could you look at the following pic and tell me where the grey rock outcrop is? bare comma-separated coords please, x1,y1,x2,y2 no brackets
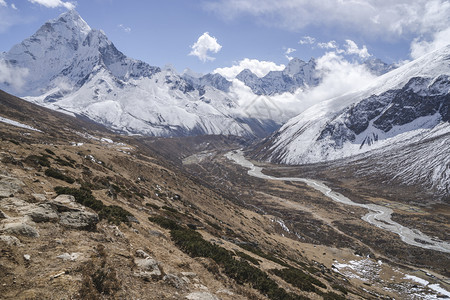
134,251,163,281
2,223,39,237
0,175,24,198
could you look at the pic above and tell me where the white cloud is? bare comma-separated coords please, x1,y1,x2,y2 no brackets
28,0,75,10
213,58,285,80
299,36,316,45
296,52,376,108
118,24,131,33
285,47,296,54
11,3,17,9
284,47,296,60
344,39,371,59
0,60,29,91
189,32,222,62
0,0,7,7
317,40,339,50
205,0,450,42
410,27,450,59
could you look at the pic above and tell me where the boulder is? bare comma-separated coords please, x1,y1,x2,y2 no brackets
1,223,39,237
0,197,31,212
27,204,58,223
163,274,187,290
59,211,99,230
134,257,163,281
51,195,78,211
57,252,81,261
136,249,151,259
0,176,24,198
51,194,99,230
0,210,8,219
0,235,22,246
32,194,47,202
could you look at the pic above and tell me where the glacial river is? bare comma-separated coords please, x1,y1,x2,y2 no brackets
226,150,450,254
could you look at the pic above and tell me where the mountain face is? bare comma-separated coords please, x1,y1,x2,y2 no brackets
182,72,232,93
236,58,320,95
1,10,159,97
363,58,397,76
0,10,281,138
253,44,450,196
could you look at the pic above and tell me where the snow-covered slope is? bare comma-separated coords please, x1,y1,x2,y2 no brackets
257,44,450,167
350,124,450,197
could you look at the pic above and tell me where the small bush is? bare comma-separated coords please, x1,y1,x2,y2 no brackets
205,220,222,231
45,168,75,184
332,284,348,295
162,205,177,213
145,203,160,210
44,148,56,156
54,186,133,225
322,291,346,300
24,154,50,167
240,244,289,267
55,157,75,168
271,267,326,293
148,216,182,230
235,251,261,265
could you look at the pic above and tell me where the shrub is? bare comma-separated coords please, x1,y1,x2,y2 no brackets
235,251,261,265
322,292,346,300
148,219,307,300
24,154,50,167
55,157,75,168
45,168,75,184
271,267,326,293
145,203,160,210
54,186,133,225
148,216,182,230
240,244,289,267
44,148,56,156
162,205,177,213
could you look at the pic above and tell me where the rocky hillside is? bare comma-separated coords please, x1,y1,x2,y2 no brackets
0,89,376,299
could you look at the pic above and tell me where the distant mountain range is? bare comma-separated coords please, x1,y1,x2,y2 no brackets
0,10,395,138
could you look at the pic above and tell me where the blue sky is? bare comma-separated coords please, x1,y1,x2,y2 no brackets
1,0,449,75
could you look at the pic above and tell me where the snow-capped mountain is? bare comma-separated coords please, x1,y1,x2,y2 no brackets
182,72,232,93
236,58,320,95
363,58,397,76
0,10,283,137
0,10,400,138
254,43,450,167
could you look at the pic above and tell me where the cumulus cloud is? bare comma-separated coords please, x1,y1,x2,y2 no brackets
299,36,316,45
189,32,222,62
0,0,6,7
410,27,450,59
118,24,131,33
295,52,377,110
205,0,450,42
344,39,371,59
284,47,296,60
28,0,75,10
213,58,285,80
0,60,29,91
11,3,17,9
317,40,339,50
285,47,296,54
